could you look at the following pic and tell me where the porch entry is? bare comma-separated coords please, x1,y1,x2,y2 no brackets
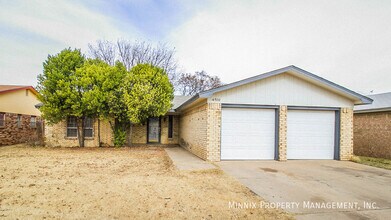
147,117,160,143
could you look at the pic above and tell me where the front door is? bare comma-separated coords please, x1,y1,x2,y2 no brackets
148,117,160,143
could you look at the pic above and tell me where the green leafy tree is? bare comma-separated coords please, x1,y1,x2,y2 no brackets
38,49,174,148
76,62,173,147
37,48,89,147
75,59,128,146
123,64,174,124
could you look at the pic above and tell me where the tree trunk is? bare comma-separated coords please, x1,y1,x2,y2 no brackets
81,117,85,147
98,118,101,147
77,117,82,147
77,117,85,147
128,123,132,147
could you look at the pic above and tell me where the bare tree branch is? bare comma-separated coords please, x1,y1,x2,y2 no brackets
88,40,116,66
176,71,223,96
88,39,179,85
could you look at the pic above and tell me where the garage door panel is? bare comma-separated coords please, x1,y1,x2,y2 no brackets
221,108,275,160
222,149,272,160
287,110,335,160
223,123,271,133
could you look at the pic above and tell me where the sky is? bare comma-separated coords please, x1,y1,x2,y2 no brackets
1,0,391,95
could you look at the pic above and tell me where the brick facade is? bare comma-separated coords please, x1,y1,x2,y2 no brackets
340,108,354,160
45,119,113,147
43,104,354,161
0,112,43,146
160,115,179,145
179,103,208,159
178,102,221,162
278,106,287,161
354,111,391,159
45,116,179,147
206,103,221,161
131,123,147,144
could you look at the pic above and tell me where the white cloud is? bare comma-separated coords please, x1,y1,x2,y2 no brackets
0,0,141,86
170,0,391,94
0,0,141,47
1,0,391,94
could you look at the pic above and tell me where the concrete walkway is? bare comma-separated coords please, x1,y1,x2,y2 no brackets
164,147,216,171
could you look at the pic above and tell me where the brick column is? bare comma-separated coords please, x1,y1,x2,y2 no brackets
278,105,287,161
340,108,353,160
207,102,221,162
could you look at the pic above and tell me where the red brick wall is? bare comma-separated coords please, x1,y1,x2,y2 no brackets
353,111,391,159
0,112,43,146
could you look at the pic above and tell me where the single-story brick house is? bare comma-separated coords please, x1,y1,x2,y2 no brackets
0,85,43,146
44,96,190,148
45,66,372,161
353,92,391,159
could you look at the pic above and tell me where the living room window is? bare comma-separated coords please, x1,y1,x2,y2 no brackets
67,116,78,137
66,117,94,138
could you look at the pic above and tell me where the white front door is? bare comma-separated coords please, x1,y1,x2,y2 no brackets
221,108,275,160
287,110,335,159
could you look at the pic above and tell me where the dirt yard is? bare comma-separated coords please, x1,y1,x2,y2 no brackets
0,145,291,219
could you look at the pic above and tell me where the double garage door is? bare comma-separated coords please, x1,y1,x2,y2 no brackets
221,108,336,160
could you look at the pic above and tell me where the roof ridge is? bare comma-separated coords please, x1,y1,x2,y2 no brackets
0,85,38,95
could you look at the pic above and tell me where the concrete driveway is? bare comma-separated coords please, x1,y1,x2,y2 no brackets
218,160,391,219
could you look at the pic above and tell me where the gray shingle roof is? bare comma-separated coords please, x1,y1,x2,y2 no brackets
35,96,193,112
354,92,391,113
172,95,192,110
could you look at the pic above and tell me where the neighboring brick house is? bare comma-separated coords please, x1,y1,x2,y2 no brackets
354,92,391,159
44,66,372,162
0,85,43,146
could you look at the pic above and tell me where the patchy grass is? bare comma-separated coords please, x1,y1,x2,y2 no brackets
351,155,391,170
0,145,292,219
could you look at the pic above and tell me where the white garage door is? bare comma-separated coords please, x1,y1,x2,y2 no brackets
221,108,275,160
287,110,335,159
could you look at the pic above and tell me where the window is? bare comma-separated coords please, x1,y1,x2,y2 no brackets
30,116,36,128
67,116,78,137
17,114,22,128
168,115,173,138
66,117,94,138
84,117,93,138
0,113,5,127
